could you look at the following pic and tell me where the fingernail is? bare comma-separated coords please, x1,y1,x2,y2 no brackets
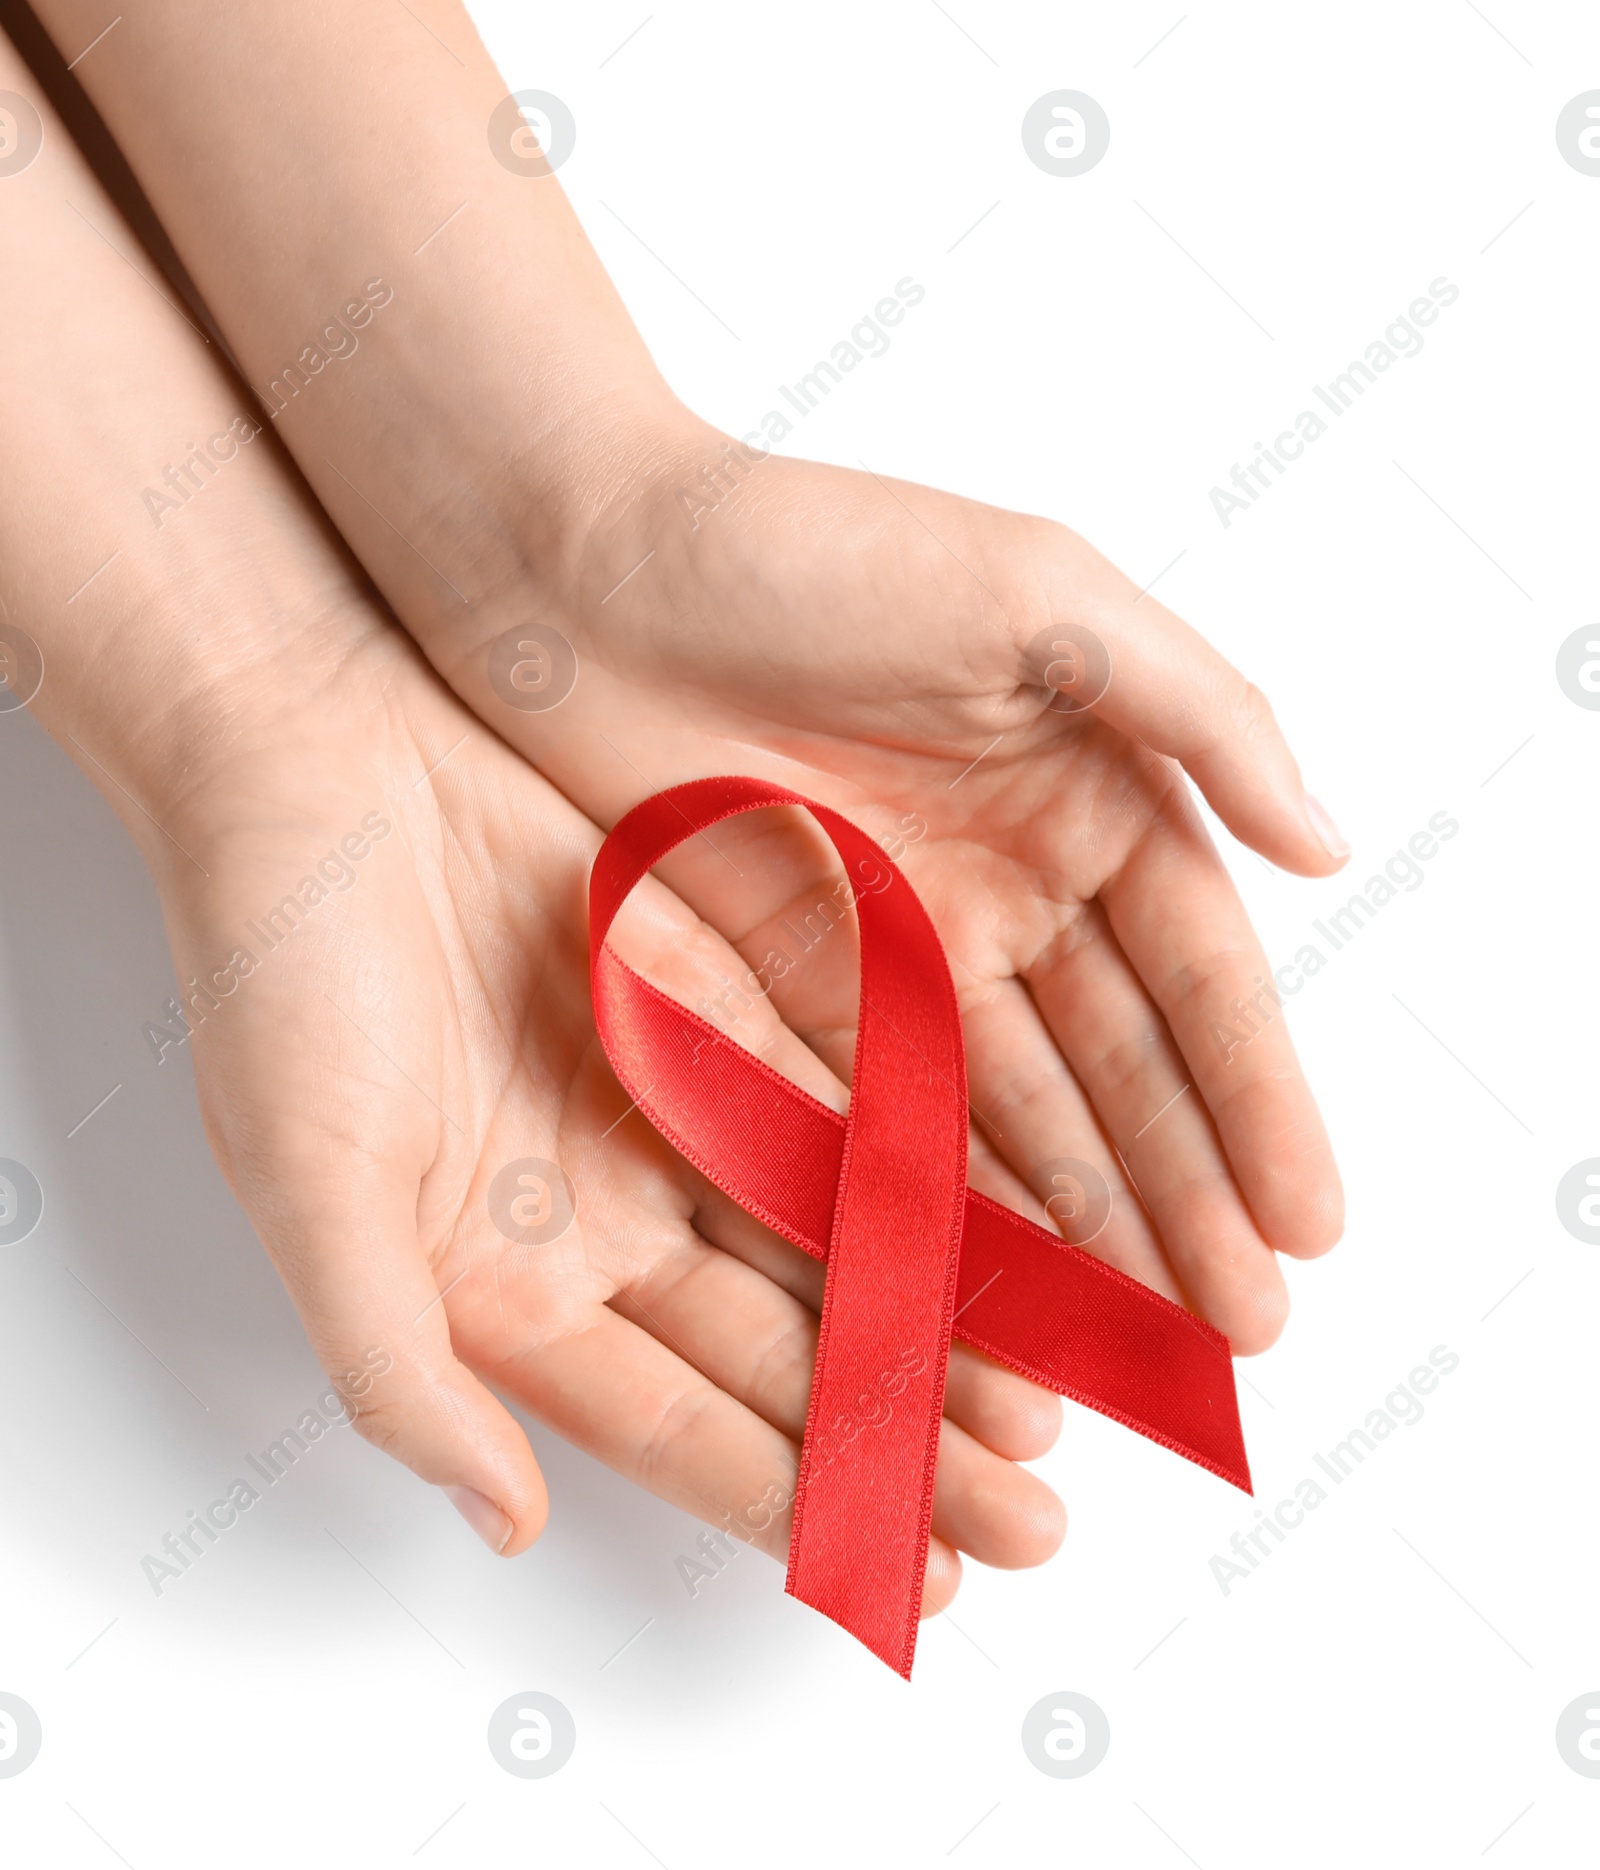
444,1483,513,1553
1303,794,1350,861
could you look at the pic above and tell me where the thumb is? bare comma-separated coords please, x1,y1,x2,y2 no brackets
1028,534,1351,877
234,1145,548,1556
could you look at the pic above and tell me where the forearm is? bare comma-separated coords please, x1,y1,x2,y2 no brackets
0,27,386,875
24,0,684,634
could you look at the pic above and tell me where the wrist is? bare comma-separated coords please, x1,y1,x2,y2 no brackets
399,387,719,659
26,578,391,876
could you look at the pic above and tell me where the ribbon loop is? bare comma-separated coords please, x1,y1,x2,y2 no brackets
590,778,1250,1678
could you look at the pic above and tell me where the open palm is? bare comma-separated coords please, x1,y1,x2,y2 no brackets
430,437,1346,1356
157,615,1065,1596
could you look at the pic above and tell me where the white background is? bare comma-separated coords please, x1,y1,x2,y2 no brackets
3,1,1599,1862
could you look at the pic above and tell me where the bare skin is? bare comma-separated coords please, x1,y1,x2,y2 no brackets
0,28,1076,1605
28,0,1348,1365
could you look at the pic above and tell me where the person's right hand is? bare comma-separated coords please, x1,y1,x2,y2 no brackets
151,608,1066,1602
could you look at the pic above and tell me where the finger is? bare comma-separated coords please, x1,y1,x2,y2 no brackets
607,1229,1066,1569
934,1419,1066,1570
486,1302,963,1614
956,972,1185,1305
689,1177,1065,1461
922,1540,962,1618
1021,902,1292,1353
1027,530,1350,877
215,1129,550,1556
942,1341,1062,1464
1098,800,1344,1262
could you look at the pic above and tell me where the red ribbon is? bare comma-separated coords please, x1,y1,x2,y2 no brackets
590,778,1251,1677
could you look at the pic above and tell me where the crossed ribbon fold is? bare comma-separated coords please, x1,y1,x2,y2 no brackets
590,777,1251,1678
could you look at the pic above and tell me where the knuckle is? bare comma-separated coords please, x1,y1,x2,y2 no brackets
347,1393,409,1458
1162,943,1259,1023
744,1313,815,1405
636,1384,717,1486
1231,678,1281,745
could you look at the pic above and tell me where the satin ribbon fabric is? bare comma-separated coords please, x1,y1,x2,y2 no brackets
590,777,1251,1677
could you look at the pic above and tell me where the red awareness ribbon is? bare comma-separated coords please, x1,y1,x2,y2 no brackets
590,777,1252,1678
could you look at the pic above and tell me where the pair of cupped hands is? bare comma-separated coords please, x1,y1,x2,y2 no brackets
8,0,1345,1619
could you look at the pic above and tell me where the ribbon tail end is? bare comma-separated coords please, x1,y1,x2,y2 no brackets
786,1572,921,1680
